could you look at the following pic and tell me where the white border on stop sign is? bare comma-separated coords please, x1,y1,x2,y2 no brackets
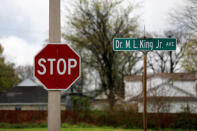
33,43,81,91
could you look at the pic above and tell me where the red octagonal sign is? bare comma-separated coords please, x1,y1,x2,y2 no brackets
34,44,80,90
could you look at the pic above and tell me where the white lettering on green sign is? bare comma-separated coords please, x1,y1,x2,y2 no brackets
113,38,176,51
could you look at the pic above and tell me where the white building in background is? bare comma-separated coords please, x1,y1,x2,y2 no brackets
124,73,197,113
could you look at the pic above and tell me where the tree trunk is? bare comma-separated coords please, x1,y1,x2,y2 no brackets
108,91,115,110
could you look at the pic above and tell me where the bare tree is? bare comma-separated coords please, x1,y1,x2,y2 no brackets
169,0,197,73
170,0,197,33
148,30,189,73
15,65,33,81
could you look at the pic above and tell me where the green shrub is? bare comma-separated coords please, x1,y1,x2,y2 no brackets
0,123,13,128
170,113,197,129
71,96,91,111
0,123,47,128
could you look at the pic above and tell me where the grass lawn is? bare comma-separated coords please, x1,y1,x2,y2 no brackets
0,128,196,131
0,128,138,131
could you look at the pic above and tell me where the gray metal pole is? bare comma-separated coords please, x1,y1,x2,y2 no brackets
48,0,61,131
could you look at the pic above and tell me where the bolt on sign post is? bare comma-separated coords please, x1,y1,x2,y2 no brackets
34,0,80,131
113,38,176,131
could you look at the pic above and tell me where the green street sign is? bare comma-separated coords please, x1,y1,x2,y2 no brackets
113,38,176,51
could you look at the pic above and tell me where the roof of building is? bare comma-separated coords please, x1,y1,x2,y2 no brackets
0,85,48,103
124,73,197,82
131,96,197,102
17,78,39,86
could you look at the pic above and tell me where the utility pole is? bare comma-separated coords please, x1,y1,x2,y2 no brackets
48,0,61,131
143,25,148,131
143,27,147,131
143,51,147,131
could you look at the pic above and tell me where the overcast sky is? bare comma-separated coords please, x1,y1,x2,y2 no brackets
0,0,185,66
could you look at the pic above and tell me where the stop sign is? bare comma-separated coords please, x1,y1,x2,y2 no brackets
34,44,80,90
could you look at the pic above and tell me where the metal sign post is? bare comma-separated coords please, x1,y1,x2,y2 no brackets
34,1,81,131
48,0,61,131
